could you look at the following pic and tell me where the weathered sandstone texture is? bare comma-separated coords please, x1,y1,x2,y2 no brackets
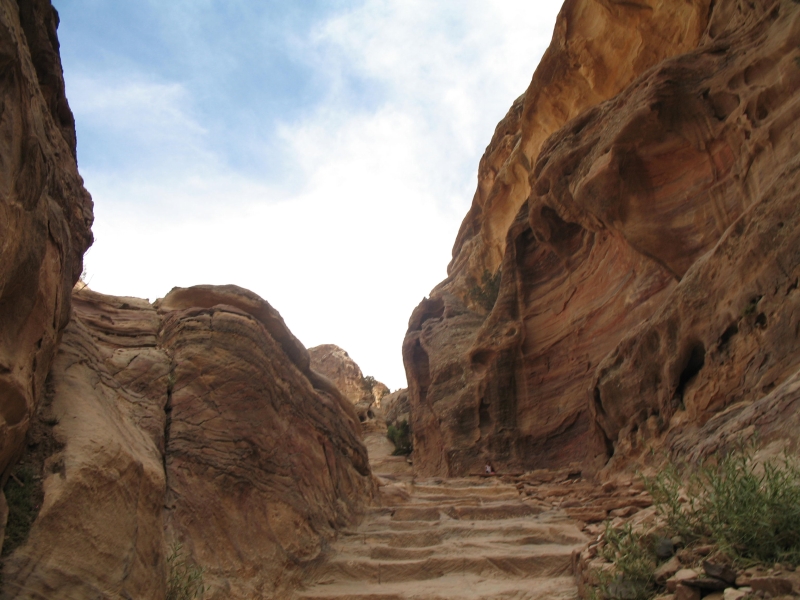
0,0,93,489
405,0,800,476
3,286,374,599
309,344,389,408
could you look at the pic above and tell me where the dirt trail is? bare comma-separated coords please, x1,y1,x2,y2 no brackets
295,432,588,600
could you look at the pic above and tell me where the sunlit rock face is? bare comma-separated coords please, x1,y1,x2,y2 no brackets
3,286,375,599
404,0,800,476
310,344,385,405
0,0,93,483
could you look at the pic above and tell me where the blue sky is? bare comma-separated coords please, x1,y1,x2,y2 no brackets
52,0,563,389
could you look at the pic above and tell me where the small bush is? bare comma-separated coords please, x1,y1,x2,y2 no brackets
2,466,39,557
645,446,800,564
362,375,376,393
387,420,412,456
596,523,657,600
589,446,800,599
468,269,501,312
166,542,205,600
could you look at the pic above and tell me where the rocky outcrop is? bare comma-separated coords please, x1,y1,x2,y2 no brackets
0,0,93,490
309,344,388,408
2,286,374,599
382,388,410,429
404,0,800,476
309,345,373,406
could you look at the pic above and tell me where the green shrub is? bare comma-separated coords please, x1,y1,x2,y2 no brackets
645,446,800,564
2,466,39,557
595,523,657,600
468,269,501,312
387,420,412,456
589,445,800,599
166,542,205,600
362,375,376,394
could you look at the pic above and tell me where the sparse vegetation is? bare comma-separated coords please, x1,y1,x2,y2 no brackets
589,445,800,599
166,542,205,600
2,466,39,557
468,269,501,312
593,524,657,600
646,445,800,565
386,420,412,456
362,375,376,394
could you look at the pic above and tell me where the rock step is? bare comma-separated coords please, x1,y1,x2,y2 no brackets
336,523,588,550
410,485,520,500
296,574,578,599
381,503,542,522
337,537,585,560
308,546,575,584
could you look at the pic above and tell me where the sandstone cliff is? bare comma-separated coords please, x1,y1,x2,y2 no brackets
2,286,374,599
309,345,389,407
405,0,800,477
0,0,93,502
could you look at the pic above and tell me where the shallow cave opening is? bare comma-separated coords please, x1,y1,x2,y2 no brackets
675,342,706,403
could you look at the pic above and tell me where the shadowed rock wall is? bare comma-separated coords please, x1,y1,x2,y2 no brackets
0,0,92,489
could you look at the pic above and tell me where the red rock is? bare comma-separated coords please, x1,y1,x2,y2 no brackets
674,584,701,600
404,0,800,479
0,0,93,485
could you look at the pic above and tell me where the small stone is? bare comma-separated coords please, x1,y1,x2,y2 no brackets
724,588,749,600
610,506,640,518
682,578,728,591
655,537,675,559
674,583,701,600
704,592,724,600
667,569,699,592
704,561,738,585
748,576,794,596
694,544,715,556
655,556,683,583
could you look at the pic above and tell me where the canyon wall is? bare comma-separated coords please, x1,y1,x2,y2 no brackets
0,0,93,497
2,286,375,599
405,0,800,476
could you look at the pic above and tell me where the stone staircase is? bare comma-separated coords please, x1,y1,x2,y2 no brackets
294,434,588,600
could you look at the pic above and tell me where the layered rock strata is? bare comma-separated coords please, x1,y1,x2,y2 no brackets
3,286,374,599
0,0,93,489
405,0,800,476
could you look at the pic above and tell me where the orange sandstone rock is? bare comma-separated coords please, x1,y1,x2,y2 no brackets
0,0,92,484
405,0,800,476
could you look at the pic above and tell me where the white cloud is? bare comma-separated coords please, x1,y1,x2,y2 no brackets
80,1,564,389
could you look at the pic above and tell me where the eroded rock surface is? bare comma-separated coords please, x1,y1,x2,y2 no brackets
2,286,374,599
309,344,388,406
405,0,800,476
159,286,374,598
0,0,93,485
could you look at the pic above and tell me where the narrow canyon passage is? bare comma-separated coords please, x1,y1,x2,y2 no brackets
294,428,589,600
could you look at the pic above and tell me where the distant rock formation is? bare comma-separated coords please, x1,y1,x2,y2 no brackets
404,0,800,476
309,343,389,413
0,0,93,489
2,286,375,599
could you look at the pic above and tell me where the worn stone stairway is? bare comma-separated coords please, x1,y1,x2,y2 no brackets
294,432,588,600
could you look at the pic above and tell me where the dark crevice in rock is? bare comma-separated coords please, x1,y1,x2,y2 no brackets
675,342,706,404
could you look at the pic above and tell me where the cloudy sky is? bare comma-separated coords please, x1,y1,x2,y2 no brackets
52,1,563,389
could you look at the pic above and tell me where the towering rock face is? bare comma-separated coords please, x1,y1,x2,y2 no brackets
0,0,93,483
405,0,800,476
3,286,374,599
